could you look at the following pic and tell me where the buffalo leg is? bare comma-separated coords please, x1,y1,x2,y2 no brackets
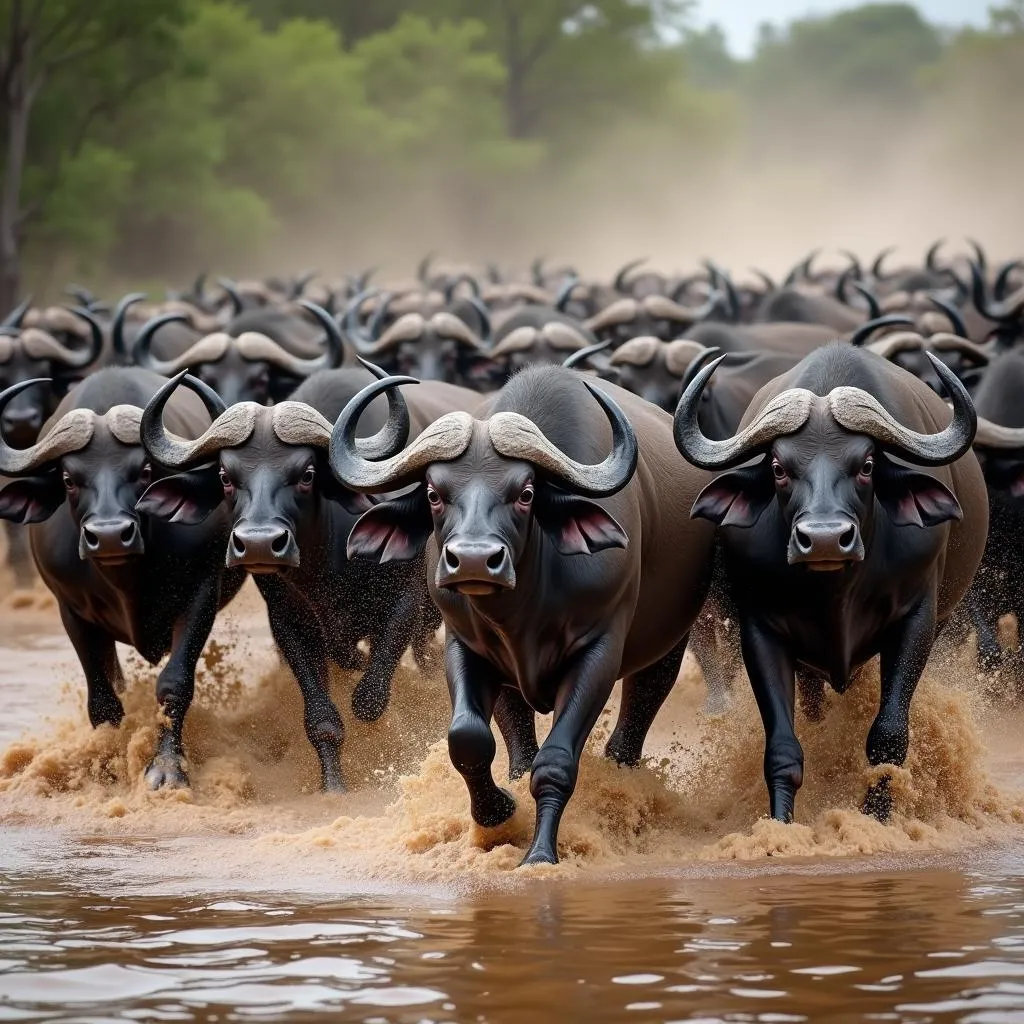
493,686,538,780
351,587,422,723
966,586,1003,673
863,592,936,821
740,617,801,822
446,635,516,828
257,577,345,792
605,637,687,767
60,603,124,728
522,638,622,866
4,522,34,588
145,578,222,790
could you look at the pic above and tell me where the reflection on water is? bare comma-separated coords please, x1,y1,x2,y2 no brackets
4,850,1024,1022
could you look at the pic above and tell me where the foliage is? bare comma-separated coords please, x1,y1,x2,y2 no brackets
2,0,1019,292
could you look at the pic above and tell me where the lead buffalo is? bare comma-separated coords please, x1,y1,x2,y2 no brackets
673,344,986,821
0,369,245,787
329,366,715,865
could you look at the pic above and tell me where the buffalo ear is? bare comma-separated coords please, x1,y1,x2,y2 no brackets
317,466,376,516
876,462,963,527
0,475,65,524
347,486,432,562
535,490,629,555
137,467,223,525
691,465,774,527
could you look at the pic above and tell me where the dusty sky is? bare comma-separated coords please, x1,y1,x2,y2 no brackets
692,0,991,55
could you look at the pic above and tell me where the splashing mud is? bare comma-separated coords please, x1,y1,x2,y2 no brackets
1,583,1022,890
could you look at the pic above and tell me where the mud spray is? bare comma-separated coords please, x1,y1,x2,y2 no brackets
2,584,1023,890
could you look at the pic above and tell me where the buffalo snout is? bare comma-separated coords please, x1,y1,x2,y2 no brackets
80,516,144,562
227,523,300,571
437,538,516,595
1,406,43,446
787,517,864,570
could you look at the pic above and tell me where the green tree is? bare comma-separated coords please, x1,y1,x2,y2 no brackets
0,0,187,310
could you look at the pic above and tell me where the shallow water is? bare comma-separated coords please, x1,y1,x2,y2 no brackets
4,590,1024,1020
6,848,1024,1022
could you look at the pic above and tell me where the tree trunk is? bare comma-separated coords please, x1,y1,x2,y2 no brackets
0,24,32,315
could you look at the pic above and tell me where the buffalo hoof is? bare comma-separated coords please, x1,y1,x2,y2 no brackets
144,756,189,791
520,843,558,867
862,778,892,822
603,733,641,768
769,787,796,823
351,679,389,723
320,769,346,794
88,695,124,730
471,787,516,829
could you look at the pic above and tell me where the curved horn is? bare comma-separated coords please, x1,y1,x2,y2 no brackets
865,331,926,360
0,378,94,476
367,291,394,341
926,334,991,366
614,257,648,294
705,261,740,321
352,356,412,461
839,249,862,279
356,267,377,291
970,261,1024,325
329,375,474,493
925,239,945,272
749,268,776,293
444,273,480,302
111,292,147,362
973,416,1024,451
928,295,967,338
674,356,815,471
852,282,882,320
678,346,721,394
848,314,916,348
871,246,896,281
217,278,244,317
466,295,492,343
290,268,318,299
584,298,639,334
193,271,207,300
994,260,1022,301
132,313,193,374
554,274,580,313
49,308,104,369
968,238,987,273
563,338,613,369
341,287,379,348
489,382,637,498
2,296,32,329
296,299,345,371
140,370,258,469
65,285,96,307
417,252,435,285
829,353,976,467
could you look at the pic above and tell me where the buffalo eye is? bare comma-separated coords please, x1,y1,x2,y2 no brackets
771,458,788,483
219,467,235,494
297,463,316,493
426,484,443,510
516,484,535,509
62,469,77,493
859,456,874,480
138,461,152,488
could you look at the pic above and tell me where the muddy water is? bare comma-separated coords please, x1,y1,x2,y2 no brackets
4,586,1024,1021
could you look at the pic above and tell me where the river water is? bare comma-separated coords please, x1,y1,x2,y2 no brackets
3,583,1024,1022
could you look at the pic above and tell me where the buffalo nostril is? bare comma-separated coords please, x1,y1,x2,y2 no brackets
839,525,857,551
120,523,136,545
271,531,290,556
444,546,460,570
794,526,812,554
486,549,505,571
83,527,98,550
230,533,246,556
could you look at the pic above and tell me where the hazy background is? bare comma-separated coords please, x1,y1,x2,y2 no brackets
6,0,1021,296
695,0,989,54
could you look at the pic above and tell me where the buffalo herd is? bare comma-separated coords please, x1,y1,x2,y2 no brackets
1,243,1022,864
